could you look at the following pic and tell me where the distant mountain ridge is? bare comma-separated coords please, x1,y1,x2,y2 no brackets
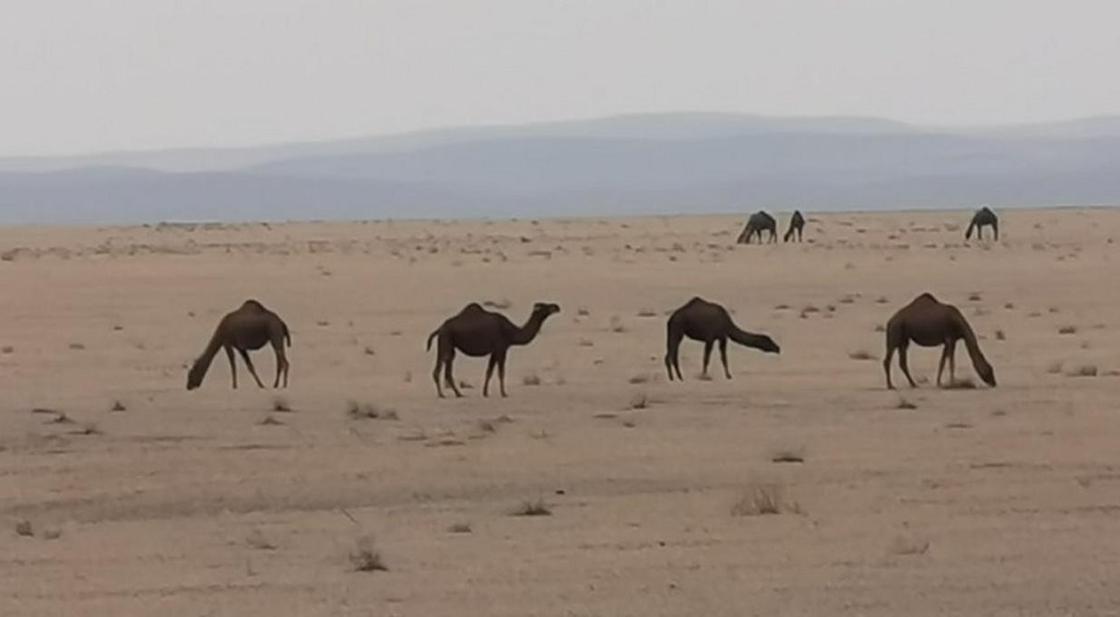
1,112,1118,225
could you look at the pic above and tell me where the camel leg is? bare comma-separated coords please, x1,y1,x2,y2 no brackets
947,339,957,385
666,325,684,381
238,348,266,388
718,337,731,379
702,340,714,378
271,339,289,388
483,355,497,398
898,345,918,388
497,351,509,398
225,345,238,389
883,346,895,390
432,355,445,398
993,222,999,241
444,351,463,398
936,345,949,387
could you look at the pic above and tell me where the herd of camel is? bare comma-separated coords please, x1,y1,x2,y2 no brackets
185,207,1002,397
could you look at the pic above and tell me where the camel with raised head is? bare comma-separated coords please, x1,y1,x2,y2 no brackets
784,210,805,242
187,300,291,390
965,207,999,241
426,302,560,398
736,211,777,244
883,293,996,389
665,297,780,381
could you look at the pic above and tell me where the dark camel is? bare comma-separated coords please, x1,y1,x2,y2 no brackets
187,300,291,390
665,297,780,381
965,206,999,241
426,302,560,398
736,211,777,244
783,210,805,242
883,293,996,390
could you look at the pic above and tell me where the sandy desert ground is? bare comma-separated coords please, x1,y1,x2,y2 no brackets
2,208,1120,616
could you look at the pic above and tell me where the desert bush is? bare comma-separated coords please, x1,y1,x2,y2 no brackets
848,350,877,361
731,483,799,516
512,498,552,517
522,373,542,386
1058,325,1077,335
349,535,388,572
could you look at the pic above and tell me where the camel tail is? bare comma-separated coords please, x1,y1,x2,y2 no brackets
426,330,438,352
283,322,291,347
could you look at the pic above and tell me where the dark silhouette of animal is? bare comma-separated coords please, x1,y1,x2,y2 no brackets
426,302,560,398
783,210,805,242
965,206,999,241
665,297,780,381
883,293,996,389
187,300,291,390
736,211,777,244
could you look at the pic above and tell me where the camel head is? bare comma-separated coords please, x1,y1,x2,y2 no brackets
755,334,781,354
976,358,997,387
532,302,561,319
186,359,206,390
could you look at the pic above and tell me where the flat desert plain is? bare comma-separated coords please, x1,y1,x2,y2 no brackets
2,208,1120,616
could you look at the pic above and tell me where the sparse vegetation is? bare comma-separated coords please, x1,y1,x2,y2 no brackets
258,415,284,426
1047,361,1064,374
995,329,1006,341
512,498,552,517
1058,325,1077,335
771,449,805,464
246,528,277,550
629,392,649,409
577,307,591,317
448,522,473,534
110,400,127,412
15,520,33,537
1068,365,1099,378
346,400,397,420
628,373,650,384
968,292,982,301
848,350,877,361
609,316,626,333
349,535,388,572
896,398,917,410
731,483,799,516
272,397,292,412
521,373,542,386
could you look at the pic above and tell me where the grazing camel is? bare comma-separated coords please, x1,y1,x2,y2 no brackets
883,293,996,389
783,210,805,242
187,300,291,390
665,297,780,381
426,302,560,398
965,206,999,241
736,211,777,244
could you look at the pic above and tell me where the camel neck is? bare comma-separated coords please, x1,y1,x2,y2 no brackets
511,313,548,345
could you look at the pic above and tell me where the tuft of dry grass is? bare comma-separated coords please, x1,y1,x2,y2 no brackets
346,400,398,421
609,316,626,333
349,535,388,572
848,350,877,361
995,329,1006,341
770,449,805,464
110,400,127,412
15,520,33,537
521,373,542,386
888,535,931,556
629,393,649,410
628,373,650,384
272,397,292,412
258,415,284,426
363,346,376,356
636,308,658,318
1067,365,1099,378
577,306,591,317
968,292,982,301
731,483,800,516
1047,361,1064,374
448,522,473,534
896,398,918,410
1058,325,1077,335
512,498,552,517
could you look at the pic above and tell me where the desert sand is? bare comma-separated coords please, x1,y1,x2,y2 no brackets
2,208,1120,616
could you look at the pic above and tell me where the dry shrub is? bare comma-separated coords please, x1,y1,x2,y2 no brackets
876,296,889,304
636,308,658,318
629,393,649,410
1,346,13,354
272,397,292,412
1058,325,1077,335
1046,361,1064,375
609,316,626,333
771,449,805,464
363,346,376,356
246,529,277,550
258,415,284,426
874,324,886,332
512,498,552,517
110,400,127,412
848,350,877,361
896,398,918,410
15,520,33,537
995,330,1006,341
628,373,650,384
731,483,800,516
522,373,542,386
349,535,388,572
448,522,472,534
968,292,982,301
577,307,591,317
888,535,931,556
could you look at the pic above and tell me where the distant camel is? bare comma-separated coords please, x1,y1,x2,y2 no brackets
665,297,780,381
965,206,999,241
883,293,996,389
426,302,560,398
783,210,805,242
187,300,291,390
736,211,777,244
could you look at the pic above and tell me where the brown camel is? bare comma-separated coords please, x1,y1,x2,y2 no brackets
426,302,560,398
783,210,805,242
736,211,777,244
883,293,996,389
186,300,291,390
965,206,999,241
665,297,780,381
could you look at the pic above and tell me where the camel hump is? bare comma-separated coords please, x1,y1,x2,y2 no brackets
461,302,486,314
913,292,939,304
241,299,267,311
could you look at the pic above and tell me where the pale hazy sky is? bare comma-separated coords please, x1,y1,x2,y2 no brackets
4,0,1119,156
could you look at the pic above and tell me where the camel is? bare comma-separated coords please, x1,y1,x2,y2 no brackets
736,211,777,244
187,300,291,390
883,293,996,390
783,210,805,242
965,206,999,241
665,297,780,381
426,302,560,398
